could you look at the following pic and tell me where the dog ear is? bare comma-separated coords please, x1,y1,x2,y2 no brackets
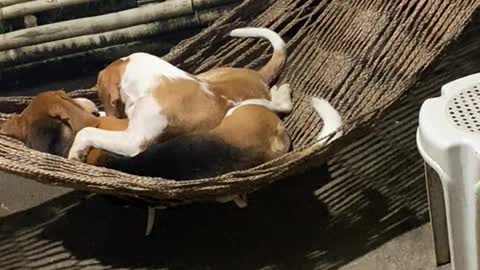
25,118,66,156
48,99,100,134
0,114,26,141
97,69,124,118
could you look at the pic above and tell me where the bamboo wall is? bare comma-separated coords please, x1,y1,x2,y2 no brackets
0,0,240,90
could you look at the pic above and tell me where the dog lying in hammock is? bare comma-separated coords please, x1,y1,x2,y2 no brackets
0,87,342,180
68,27,291,162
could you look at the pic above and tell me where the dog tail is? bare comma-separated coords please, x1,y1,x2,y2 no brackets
311,97,343,146
230,27,287,85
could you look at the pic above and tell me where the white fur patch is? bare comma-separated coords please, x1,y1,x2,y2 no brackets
126,97,167,151
68,97,167,160
230,27,286,53
311,97,343,145
120,52,213,109
120,53,194,105
225,84,292,117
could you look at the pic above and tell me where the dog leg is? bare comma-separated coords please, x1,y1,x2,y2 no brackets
68,97,167,161
68,128,142,161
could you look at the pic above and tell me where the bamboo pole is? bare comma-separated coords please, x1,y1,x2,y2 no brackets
0,5,232,66
137,0,167,5
0,0,237,51
1,0,100,20
0,0,31,7
1,38,177,77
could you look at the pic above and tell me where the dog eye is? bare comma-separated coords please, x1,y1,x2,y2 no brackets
92,111,100,117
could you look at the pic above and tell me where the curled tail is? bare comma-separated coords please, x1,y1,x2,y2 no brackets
311,97,343,146
230,27,287,85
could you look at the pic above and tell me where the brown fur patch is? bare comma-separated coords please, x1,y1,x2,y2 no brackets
258,49,287,85
150,68,271,143
151,78,227,141
197,67,270,101
210,105,290,163
269,122,291,159
97,58,129,118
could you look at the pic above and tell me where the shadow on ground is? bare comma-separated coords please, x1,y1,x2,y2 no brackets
0,159,426,270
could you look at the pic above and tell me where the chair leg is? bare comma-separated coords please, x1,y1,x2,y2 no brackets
425,163,451,267
437,159,479,270
145,207,156,236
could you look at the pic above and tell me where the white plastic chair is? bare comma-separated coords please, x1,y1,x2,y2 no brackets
417,73,480,270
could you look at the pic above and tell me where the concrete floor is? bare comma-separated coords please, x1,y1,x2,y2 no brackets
340,224,436,270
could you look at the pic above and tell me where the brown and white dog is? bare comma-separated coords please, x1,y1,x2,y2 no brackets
0,87,343,180
67,27,291,161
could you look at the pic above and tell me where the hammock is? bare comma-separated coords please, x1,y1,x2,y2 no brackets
0,0,478,206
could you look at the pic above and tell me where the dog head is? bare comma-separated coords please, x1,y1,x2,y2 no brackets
97,59,128,118
0,90,100,157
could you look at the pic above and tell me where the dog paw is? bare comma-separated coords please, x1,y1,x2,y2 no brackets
269,85,278,95
271,83,293,113
67,150,81,161
271,84,291,100
68,145,89,161
67,135,90,162
277,83,292,97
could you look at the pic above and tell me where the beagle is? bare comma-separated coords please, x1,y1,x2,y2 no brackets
68,27,291,162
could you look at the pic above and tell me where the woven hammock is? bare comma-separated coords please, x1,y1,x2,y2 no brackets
0,0,478,206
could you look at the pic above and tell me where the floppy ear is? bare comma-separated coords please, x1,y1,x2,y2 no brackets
97,70,123,117
25,118,70,156
0,114,26,141
104,80,121,108
48,101,100,134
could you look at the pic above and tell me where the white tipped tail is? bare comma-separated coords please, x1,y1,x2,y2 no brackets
230,27,287,84
230,27,285,52
311,97,343,145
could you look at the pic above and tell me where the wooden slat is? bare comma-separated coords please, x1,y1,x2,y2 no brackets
1,0,99,20
0,0,237,51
